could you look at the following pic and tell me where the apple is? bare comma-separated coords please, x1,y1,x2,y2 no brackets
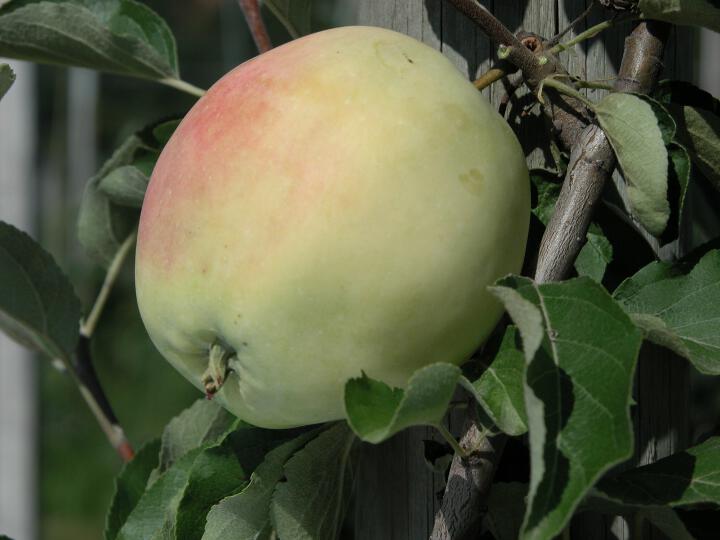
135,26,530,429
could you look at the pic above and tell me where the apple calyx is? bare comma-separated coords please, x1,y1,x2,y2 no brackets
201,342,235,399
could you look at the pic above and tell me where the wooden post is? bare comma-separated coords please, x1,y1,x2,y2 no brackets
354,1,693,538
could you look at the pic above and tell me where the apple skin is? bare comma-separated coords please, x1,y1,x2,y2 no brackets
135,26,530,429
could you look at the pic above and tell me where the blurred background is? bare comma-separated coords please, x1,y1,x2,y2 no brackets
0,2,718,540
0,1,353,539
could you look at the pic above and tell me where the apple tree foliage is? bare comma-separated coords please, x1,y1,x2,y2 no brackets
1,1,720,539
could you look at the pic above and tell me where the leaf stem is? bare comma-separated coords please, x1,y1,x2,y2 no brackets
68,337,135,462
541,77,596,110
474,67,506,90
436,424,468,459
81,230,136,338
549,18,616,55
159,77,206,98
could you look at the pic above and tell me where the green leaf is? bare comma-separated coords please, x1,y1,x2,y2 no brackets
98,165,149,208
270,423,358,540
117,422,297,540
117,447,203,540
78,118,176,267
201,430,318,540
0,63,14,100
174,438,248,540
492,276,642,540
78,136,143,267
530,169,562,226
489,278,544,363
639,0,720,33
636,93,677,145
156,399,238,476
581,493,694,540
675,106,720,192
614,250,720,374
473,327,528,436
0,221,81,361
344,363,462,444
654,80,720,115
597,437,720,507
531,170,613,281
106,439,161,540
263,0,312,39
575,224,613,282
484,482,527,540
0,0,179,81
596,92,670,236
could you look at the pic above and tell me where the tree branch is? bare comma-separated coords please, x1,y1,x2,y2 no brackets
430,406,505,540
431,15,671,539
535,20,670,282
444,0,541,78
237,0,273,54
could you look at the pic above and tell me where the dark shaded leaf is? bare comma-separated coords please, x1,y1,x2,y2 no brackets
597,437,720,507
0,221,81,361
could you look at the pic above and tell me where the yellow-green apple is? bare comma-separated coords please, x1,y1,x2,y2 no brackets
135,26,529,428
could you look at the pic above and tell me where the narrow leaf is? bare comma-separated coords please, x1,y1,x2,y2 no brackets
614,250,720,374
494,276,642,540
0,0,179,80
270,423,358,540
596,92,670,236
0,221,81,361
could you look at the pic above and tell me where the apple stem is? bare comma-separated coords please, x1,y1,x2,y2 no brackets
202,342,236,397
436,424,469,459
